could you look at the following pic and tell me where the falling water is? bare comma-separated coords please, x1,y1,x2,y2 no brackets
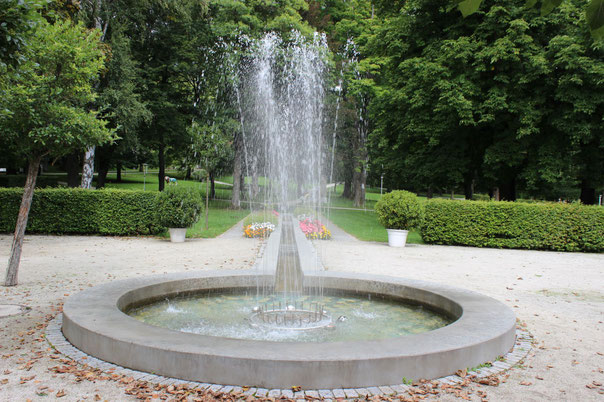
234,32,329,303
126,33,456,341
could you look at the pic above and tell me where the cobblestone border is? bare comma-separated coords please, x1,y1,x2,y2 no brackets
46,314,533,399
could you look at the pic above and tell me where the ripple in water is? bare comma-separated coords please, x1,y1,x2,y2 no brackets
127,292,453,343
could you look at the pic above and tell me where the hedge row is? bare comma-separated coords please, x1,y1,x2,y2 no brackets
421,199,604,252
0,188,162,235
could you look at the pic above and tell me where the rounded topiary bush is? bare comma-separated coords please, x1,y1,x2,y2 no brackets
156,186,203,228
375,190,424,230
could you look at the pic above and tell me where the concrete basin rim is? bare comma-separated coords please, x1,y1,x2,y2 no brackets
62,270,516,361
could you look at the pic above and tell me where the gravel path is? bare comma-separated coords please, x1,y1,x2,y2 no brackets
1,233,603,401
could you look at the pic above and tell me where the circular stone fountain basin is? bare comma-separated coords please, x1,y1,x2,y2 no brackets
62,271,516,389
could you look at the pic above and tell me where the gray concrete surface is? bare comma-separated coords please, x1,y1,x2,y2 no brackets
62,271,515,389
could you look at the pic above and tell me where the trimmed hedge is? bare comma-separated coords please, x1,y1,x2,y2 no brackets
0,188,162,235
421,199,604,252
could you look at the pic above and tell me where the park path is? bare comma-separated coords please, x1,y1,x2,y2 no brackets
0,233,602,401
319,215,358,242
218,216,247,239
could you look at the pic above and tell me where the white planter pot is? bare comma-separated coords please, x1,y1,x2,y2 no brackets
386,229,408,247
169,228,187,243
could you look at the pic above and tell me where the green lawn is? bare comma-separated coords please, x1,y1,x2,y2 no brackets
100,172,234,199
325,208,423,244
243,210,279,226
15,172,432,242
159,200,249,239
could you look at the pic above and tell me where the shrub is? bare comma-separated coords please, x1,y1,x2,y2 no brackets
421,199,604,252
375,190,424,230
0,188,161,235
155,186,203,228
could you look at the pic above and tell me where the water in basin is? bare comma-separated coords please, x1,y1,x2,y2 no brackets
127,291,453,342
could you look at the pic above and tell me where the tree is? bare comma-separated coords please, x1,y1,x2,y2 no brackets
0,19,115,286
78,1,151,189
301,0,379,206
188,121,233,228
366,0,602,202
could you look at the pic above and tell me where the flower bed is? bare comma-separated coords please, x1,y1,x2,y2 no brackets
299,218,331,240
244,222,275,238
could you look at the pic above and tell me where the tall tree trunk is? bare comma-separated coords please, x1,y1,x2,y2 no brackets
353,164,366,208
81,146,95,188
79,0,105,190
490,187,500,201
251,173,259,200
96,155,110,189
580,180,596,205
116,162,122,182
185,166,192,180
158,135,165,192
231,134,242,208
464,175,474,200
499,176,516,201
427,186,433,199
209,170,216,199
65,153,80,187
342,177,352,199
5,155,42,286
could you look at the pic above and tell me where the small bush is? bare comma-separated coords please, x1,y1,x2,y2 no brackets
0,188,161,235
155,186,203,228
421,199,604,252
375,190,424,230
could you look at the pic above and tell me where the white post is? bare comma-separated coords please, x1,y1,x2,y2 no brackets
143,163,148,191
380,164,384,196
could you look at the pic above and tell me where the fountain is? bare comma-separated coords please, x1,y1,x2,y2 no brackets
61,32,516,390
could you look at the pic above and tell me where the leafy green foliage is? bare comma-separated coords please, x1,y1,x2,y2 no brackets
155,186,204,228
586,0,604,39
453,0,604,39
0,18,115,159
368,0,603,202
188,120,233,174
0,0,46,68
421,199,604,252
0,188,161,235
375,190,424,230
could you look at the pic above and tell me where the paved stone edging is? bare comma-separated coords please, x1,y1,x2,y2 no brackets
45,314,533,399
